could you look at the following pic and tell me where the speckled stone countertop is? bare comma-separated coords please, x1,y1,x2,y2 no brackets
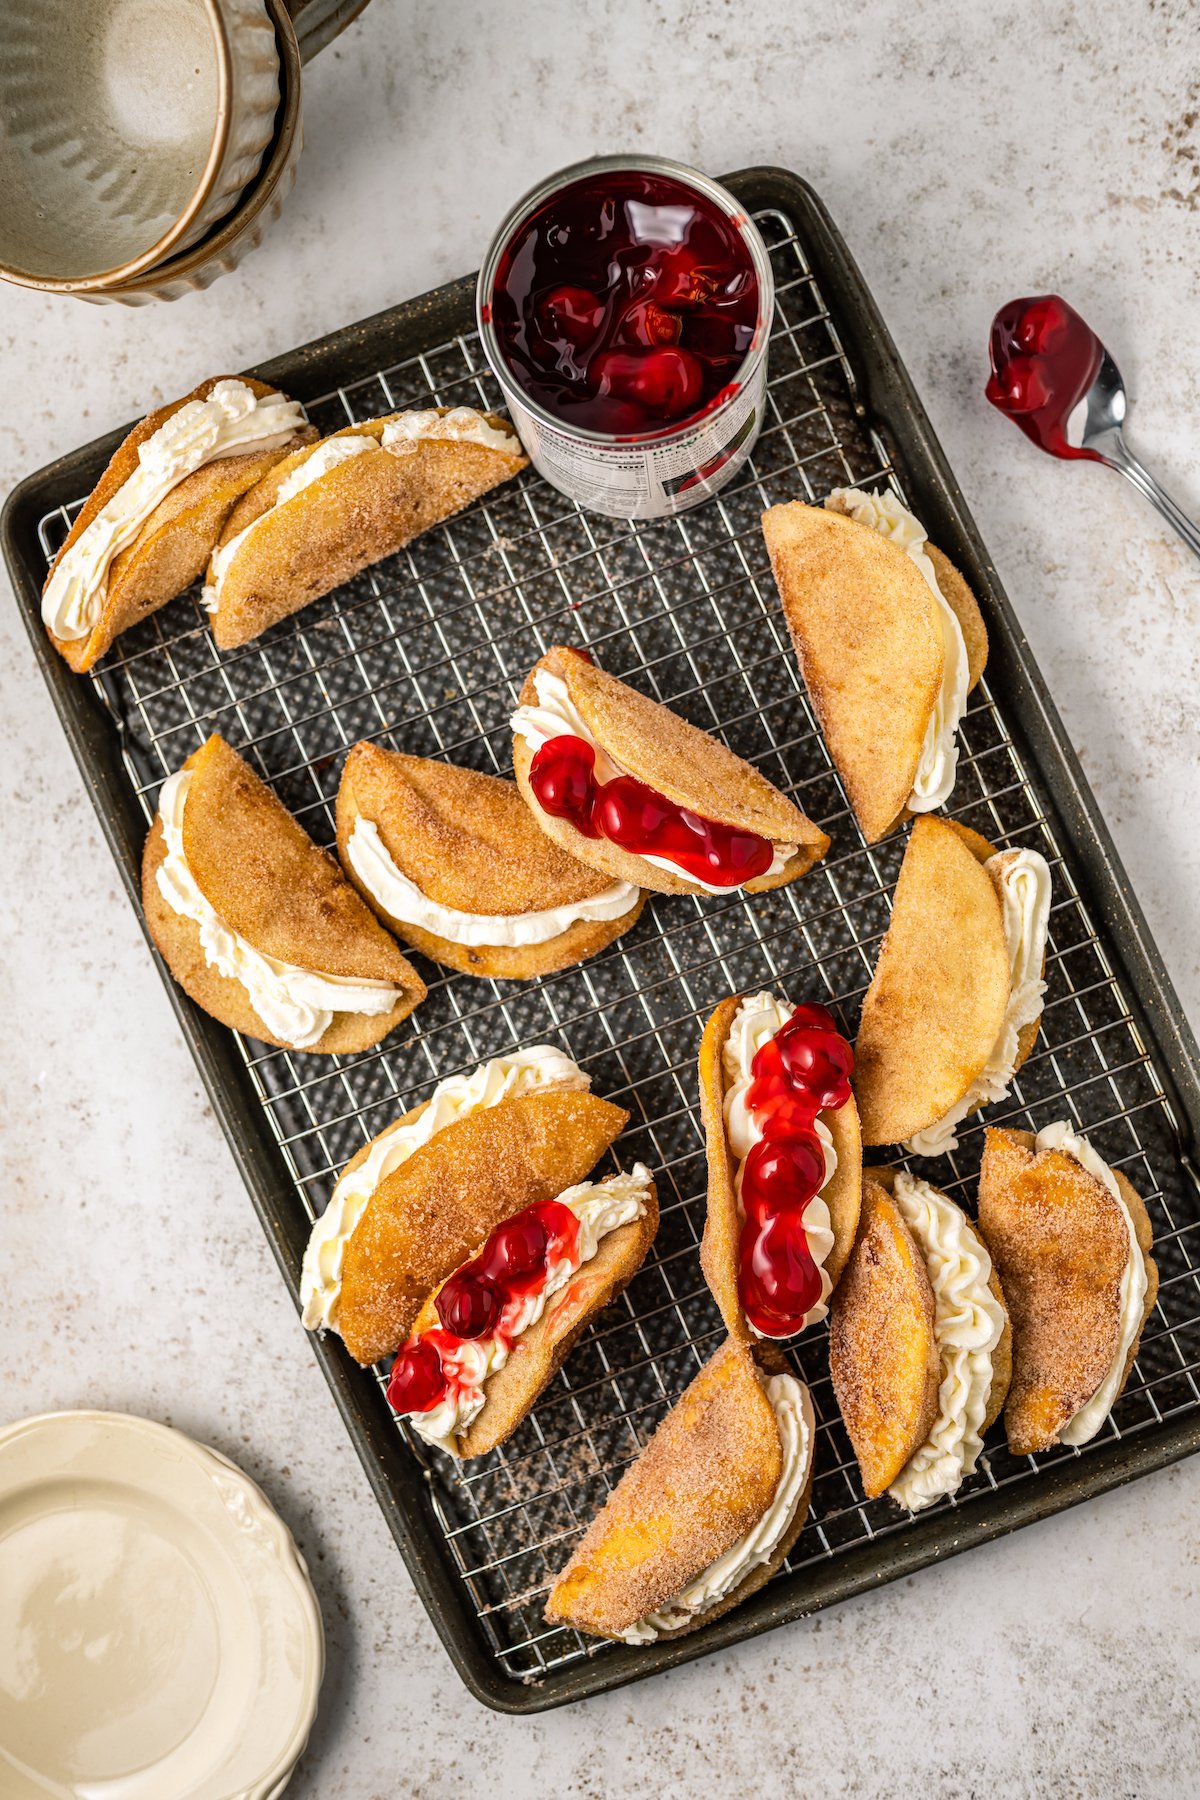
2,3,1198,1794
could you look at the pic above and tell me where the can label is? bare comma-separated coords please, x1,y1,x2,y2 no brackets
503,355,767,520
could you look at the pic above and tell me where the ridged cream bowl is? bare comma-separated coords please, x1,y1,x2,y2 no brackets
86,0,302,304
0,0,280,290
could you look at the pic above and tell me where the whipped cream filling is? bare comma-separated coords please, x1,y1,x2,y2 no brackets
620,1373,814,1643
401,1166,653,1453
907,847,1052,1157
202,407,516,611
826,485,970,812
1036,1122,1149,1446
344,814,639,948
888,1173,1006,1510
154,767,404,1053
202,431,380,611
300,1045,587,1330
380,406,518,457
44,380,306,640
721,991,838,1333
511,670,797,894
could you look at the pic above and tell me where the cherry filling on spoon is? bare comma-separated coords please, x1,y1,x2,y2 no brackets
490,169,759,435
387,1198,581,1416
736,1003,854,1337
528,734,776,889
985,294,1104,460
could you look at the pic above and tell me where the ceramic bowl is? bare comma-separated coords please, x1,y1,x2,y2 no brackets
83,0,303,305
0,0,280,291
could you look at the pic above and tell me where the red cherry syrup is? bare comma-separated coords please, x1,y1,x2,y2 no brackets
528,734,775,888
985,294,1104,461
386,1198,581,1416
490,170,759,435
737,1002,854,1337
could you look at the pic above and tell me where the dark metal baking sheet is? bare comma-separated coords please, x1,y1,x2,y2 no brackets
5,167,1200,1713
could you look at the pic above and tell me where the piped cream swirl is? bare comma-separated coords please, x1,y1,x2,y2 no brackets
344,815,638,948
380,407,519,457
888,1173,1006,1511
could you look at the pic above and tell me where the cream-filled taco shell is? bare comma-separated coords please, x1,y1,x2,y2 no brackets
141,733,425,1053
761,489,987,843
833,1166,1012,1510
855,818,1049,1149
698,992,862,1342
337,1088,630,1366
511,645,829,898
336,740,644,979
203,407,527,649
545,1340,815,1642
42,376,312,672
979,1125,1157,1455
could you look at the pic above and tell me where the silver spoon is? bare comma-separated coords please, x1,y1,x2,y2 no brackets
987,295,1200,562
1074,346,1200,559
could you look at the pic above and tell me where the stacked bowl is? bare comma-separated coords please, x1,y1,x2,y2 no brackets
0,0,368,303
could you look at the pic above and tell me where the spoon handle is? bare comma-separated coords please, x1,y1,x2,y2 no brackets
1101,433,1200,563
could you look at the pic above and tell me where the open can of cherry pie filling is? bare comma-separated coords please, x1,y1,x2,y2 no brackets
477,155,774,519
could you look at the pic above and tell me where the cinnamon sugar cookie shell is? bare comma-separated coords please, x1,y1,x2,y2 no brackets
545,1340,814,1640
338,1089,629,1366
855,817,1044,1147
979,1126,1158,1455
206,410,527,650
829,1178,941,1498
46,375,314,673
336,740,644,979
512,645,829,898
141,733,424,1053
761,501,987,844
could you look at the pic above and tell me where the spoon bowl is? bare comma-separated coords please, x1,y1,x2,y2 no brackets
987,293,1200,562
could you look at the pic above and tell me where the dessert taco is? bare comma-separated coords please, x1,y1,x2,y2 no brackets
336,741,644,979
762,485,987,843
142,733,424,1054
511,645,828,898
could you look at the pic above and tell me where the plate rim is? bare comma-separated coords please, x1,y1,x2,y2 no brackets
0,1407,325,1800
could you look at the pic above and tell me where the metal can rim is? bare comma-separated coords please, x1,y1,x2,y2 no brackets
475,154,775,449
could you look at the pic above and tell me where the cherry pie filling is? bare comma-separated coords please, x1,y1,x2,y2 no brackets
985,293,1104,461
490,169,759,436
736,1003,855,1337
528,733,775,889
387,1198,581,1417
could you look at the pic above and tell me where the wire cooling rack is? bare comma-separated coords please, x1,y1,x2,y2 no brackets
32,204,1200,1693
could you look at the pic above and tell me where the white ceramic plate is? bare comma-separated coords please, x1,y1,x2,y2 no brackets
0,1411,324,1800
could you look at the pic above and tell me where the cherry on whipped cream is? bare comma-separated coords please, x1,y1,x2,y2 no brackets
528,733,775,888
386,1335,445,1414
737,1002,854,1338
490,168,758,435
985,293,1104,461
386,1198,581,1417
